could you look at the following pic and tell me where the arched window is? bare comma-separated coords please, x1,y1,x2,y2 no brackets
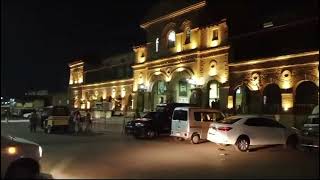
168,31,176,48
155,38,159,52
185,27,191,44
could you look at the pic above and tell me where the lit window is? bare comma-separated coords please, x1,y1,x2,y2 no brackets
155,38,159,52
168,31,175,48
185,28,191,44
212,29,218,41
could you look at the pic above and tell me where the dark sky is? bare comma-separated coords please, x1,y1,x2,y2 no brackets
1,0,158,97
1,0,317,98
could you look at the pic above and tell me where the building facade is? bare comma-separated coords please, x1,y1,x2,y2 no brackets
68,0,319,117
69,53,134,113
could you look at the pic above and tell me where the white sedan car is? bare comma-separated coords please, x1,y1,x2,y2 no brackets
207,115,298,152
1,135,43,179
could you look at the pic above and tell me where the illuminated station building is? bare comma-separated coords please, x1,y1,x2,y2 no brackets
68,1,318,120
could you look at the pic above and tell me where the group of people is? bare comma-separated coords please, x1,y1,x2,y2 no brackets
71,110,92,134
28,109,93,134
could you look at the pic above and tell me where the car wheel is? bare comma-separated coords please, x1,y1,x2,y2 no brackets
5,161,39,179
235,136,250,152
191,134,200,144
285,135,298,150
146,130,156,139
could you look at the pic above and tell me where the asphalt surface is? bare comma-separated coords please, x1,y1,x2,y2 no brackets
1,121,319,179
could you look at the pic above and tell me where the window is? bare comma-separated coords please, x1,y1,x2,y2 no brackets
173,110,187,121
155,38,159,52
185,28,191,44
244,118,276,127
194,112,224,122
268,120,285,128
168,31,176,48
212,29,219,41
244,118,261,126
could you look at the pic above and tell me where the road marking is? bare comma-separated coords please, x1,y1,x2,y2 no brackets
1,120,29,123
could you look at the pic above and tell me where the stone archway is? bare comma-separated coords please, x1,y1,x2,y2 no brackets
295,81,319,114
233,85,250,114
263,83,281,114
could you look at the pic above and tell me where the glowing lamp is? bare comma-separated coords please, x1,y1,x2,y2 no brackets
227,96,233,109
281,93,293,111
177,67,184,72
211,40,219,47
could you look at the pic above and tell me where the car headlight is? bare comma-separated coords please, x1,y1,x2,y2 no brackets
7,146,17,155
39,146,43,158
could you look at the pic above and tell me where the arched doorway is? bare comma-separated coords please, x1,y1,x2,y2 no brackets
190,88,202,106
208,80,220,109
233,85,250,114
263,84,281,114
295,81,319,114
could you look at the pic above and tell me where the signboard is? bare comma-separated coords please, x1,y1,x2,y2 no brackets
157,81,167,95
179,81,188,97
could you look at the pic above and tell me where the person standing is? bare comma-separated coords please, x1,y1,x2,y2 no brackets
85,110,92,133
73,111,81,134
29,110,38,132
5,109,9,123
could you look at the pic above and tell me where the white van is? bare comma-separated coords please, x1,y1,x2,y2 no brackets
171,107,225,144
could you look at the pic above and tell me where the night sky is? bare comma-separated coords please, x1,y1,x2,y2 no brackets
2,0,317,98
1,0,159,97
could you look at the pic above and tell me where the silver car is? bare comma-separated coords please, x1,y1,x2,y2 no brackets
1,135,43,179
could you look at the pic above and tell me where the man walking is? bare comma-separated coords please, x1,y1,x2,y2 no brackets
29,110,38,132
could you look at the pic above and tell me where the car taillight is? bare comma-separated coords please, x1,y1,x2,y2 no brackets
218,127,232,131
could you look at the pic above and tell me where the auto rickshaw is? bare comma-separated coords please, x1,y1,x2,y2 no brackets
44,106,70,134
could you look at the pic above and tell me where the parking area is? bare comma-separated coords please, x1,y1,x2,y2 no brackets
1,121,319,179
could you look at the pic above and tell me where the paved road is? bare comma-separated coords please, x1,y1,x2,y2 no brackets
1,122,319,179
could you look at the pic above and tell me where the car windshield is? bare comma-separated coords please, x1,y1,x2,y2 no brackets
217,117,241,124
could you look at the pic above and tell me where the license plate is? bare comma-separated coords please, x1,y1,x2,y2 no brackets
176,133,181,136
